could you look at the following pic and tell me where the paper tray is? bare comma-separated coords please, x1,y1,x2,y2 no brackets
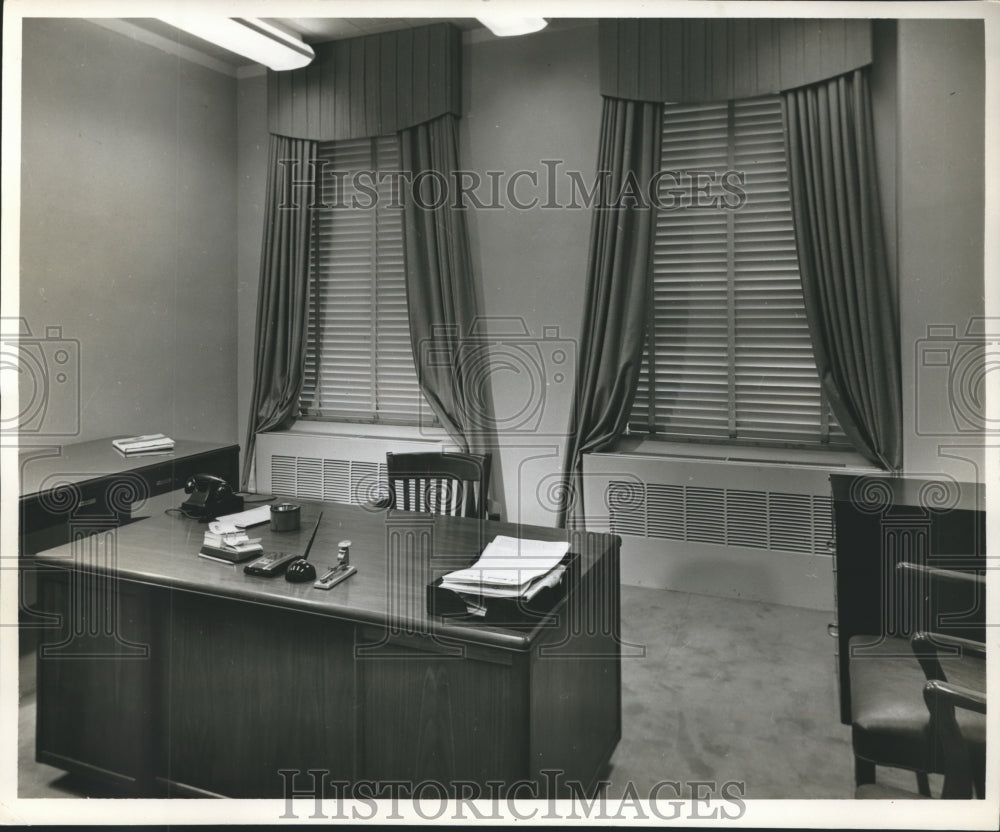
427,552,578,623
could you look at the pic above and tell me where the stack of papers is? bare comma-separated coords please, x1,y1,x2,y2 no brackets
439,535,570,602
112,434,175,456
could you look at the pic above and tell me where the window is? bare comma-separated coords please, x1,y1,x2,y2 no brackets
629,96,846,448
300,136,427,424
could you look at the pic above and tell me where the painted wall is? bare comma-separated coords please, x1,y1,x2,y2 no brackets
459,23,601,525
19,19,238,447
895,20,986,482
236,72,269,477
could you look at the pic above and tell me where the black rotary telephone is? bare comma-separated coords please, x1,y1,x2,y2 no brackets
181,474,244,520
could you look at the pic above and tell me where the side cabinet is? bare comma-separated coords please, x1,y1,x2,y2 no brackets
20,443,240,556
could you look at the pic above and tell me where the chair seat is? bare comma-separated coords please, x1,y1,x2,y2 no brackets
850,635,985,771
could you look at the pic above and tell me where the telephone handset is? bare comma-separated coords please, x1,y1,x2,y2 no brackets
181,473,244,520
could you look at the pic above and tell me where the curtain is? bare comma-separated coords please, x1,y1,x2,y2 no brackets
398,114,488,452
600,19,873,104
557,97,663,528
783,69,902,470
241,135,317,488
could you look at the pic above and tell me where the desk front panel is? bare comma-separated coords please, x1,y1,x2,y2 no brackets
162,591,356,798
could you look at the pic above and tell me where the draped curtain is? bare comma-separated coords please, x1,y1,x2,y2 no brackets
241,136,317,488
557,98,663,528
244,24,470,491
783,69,902,470
399,114,493,456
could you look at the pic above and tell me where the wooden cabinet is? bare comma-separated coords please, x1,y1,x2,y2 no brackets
829,474,985,724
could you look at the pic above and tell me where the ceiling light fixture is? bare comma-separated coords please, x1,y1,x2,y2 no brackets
159,16,315,71
476,16,548,37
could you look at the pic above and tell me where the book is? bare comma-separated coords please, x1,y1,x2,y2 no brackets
112,433,175,455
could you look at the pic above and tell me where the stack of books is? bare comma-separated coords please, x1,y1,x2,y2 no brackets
437,535,570,616
198,530,264,564
112,433,175,456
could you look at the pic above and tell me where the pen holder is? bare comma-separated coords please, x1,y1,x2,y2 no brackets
270,503,301,532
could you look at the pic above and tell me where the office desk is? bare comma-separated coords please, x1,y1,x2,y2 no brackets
32,492,622,798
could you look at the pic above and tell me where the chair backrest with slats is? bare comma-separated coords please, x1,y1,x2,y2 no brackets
386,452,491,519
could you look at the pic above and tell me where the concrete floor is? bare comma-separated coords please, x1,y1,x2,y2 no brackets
17,584,924,800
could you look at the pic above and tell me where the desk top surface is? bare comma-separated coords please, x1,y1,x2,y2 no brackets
18,438,239,500
33,491,619,652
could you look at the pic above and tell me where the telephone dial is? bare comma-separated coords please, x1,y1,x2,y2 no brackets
181,473,244,520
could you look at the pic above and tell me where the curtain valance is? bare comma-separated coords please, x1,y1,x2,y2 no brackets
267,23,461,140
600,18,872,103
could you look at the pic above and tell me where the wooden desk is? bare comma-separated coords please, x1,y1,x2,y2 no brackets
32,492,622,798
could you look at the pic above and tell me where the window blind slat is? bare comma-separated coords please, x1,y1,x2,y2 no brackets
630,95,845,448
301,135,429,424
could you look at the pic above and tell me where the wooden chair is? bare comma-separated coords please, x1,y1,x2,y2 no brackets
913,632,986,799
851,563,985,796
856,632,986,800
384,452,491,519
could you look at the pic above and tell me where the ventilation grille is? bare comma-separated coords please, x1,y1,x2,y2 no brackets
271,455,389,506
607,480,833,556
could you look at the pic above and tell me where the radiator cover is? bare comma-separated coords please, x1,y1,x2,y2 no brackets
254,432,444,506
582,451,871,609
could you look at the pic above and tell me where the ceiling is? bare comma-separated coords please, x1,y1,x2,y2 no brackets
125,17,485,69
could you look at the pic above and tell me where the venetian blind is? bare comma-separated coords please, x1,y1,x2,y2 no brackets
630,96,846,447
300,135,426,423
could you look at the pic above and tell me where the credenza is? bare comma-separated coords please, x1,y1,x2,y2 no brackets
31,493,622,798
19,437,240,554
18,438,239,656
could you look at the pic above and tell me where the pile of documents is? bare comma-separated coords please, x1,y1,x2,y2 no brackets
112,433,175,456
438,535,570,615
198,529,263,563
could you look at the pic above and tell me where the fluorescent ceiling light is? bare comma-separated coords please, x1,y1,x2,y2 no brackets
477,16,548,37
160,16,314,71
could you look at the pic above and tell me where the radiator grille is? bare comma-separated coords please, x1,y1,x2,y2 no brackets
271,455,388,506
607,479,833,556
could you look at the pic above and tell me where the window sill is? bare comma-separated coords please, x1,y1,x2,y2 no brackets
604,437,880,472
286,419,451,446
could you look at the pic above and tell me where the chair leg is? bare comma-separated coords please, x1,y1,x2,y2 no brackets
915,771,931,797
854,757,876,786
